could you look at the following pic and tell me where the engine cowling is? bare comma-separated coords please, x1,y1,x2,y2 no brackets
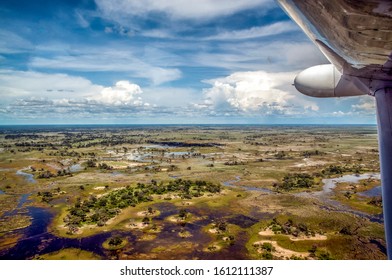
294,64,367,98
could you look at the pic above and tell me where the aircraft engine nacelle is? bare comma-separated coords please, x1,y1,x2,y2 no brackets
294,64,367,98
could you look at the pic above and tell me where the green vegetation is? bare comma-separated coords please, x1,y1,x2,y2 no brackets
322,164,362,176
102,236,128,250
34,248,101,260
0,125,385,260
277,173,316,191
64,178,221,232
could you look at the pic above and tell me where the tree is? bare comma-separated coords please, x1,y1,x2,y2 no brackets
142,217,150,225
178,209,188,219
108,236,123,246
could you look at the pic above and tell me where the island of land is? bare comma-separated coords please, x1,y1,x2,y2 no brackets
0,124,386,260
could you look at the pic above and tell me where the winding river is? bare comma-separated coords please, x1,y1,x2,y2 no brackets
224,173,383,223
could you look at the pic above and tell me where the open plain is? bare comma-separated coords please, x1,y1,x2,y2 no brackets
0,125,386,259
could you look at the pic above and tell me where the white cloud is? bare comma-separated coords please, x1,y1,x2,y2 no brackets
0,70,149,109
0,29,34,54
205,21,299,40
193,41,328,72
95,0,273,21
29,49,182,85
75,10,90,28
352,96,376,113
92,80,143,106
199,71,319,115
0,70,102,99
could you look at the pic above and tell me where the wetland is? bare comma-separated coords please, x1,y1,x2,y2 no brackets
0,124,386,259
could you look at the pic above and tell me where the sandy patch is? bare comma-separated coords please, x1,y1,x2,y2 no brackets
259,227,327,241
93,186,106,190
136,210,159,217
258,228,275,236
179,230,192,238
294,158,326,168
46,163,62,170
208,228,219,234
126,222,149,229
203,243,222,252
167,216,185,223
254,240,310,259
289,234,327,241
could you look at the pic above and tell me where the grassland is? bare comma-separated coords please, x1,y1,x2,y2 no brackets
0,125,385,259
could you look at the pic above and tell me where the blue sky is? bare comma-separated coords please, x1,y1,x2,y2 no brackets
0,0,376,124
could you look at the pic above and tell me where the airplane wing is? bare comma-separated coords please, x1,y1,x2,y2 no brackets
276,0,392,259
277,0,392,98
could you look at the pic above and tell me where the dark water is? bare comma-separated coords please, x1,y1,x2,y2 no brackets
358,186,382,197
0,200,264,260
0,205,137,260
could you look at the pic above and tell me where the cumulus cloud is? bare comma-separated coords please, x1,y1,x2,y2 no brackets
199,71,319,116
92,80,144,106
0,70,154,118
95,0,273,21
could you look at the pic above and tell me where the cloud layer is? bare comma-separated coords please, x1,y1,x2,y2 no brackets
0,0,377,124
95,0,273,21
200,71,318,115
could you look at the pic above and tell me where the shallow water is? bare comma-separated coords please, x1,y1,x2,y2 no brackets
224,174,383,223
358,186,382,197
16,169,36,183
69,164,83,172
296,173,383,223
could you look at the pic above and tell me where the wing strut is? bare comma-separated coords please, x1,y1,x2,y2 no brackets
375,88,392,259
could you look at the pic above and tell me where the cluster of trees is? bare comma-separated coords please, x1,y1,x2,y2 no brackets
85,160,113,170
321,164,362,175
368,196,382,207
269,218,316,238
64,178,221,231
98,163,113,170
277,173,315,191
300,150,326,158
36,169,71,179
86,159,97,168
213,220,228,232
254,242,274,260
14,141,53,148
224,160,244,166
274,151,288,159
37,191,54,203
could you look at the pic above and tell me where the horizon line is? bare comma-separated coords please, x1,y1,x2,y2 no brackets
0,123,377,126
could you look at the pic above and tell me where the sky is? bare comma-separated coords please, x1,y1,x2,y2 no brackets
0,0,377,124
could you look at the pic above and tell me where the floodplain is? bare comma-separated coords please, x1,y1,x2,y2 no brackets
0,125,386,259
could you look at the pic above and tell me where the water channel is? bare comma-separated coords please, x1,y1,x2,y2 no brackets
0,172,383,259
224,173,383,223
